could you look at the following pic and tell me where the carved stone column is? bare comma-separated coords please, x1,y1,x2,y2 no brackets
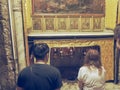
12,0,26,70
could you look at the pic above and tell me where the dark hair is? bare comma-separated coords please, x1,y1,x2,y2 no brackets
33,43,49,60
84,49,102,75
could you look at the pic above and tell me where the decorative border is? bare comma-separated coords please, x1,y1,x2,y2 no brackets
32,16,105,32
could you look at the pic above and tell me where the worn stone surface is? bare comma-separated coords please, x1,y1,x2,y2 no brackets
61,81,120,90
0,0,16,90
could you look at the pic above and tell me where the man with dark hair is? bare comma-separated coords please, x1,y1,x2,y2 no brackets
16,43,63,90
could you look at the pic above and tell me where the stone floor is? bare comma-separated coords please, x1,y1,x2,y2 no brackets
61,81,120,90
105,83,120,90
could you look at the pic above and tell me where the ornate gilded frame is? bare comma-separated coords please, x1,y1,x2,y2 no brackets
31,0,105,32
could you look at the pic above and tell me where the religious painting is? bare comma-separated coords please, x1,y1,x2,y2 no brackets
58,18,67,31
32,18,42,30
81,18,90,31
70,18,79,30
32,0,105,15
45,18,54,30
93,18,102,31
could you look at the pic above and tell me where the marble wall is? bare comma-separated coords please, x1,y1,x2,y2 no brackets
0,0,16,89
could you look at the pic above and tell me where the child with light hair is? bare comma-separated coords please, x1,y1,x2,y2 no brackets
77,49,106,90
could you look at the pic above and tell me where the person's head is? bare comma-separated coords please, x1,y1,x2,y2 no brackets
84,49,102,68
33,43,49,62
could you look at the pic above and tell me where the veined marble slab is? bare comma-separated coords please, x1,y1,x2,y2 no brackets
28,30,114,38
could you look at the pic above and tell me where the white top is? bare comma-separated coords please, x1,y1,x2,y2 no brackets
77,66,106,90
